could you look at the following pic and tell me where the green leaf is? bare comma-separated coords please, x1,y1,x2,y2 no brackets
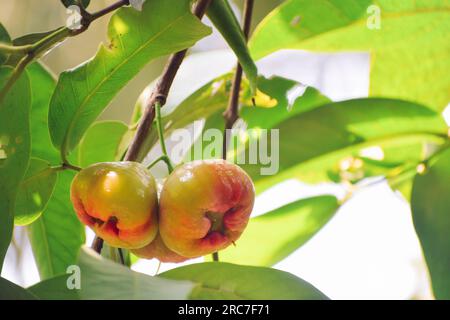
0,66,31,270
135,74,329,162
411,147,450,300
27,63,59,162
27,170,85,280
239,98,448,193
0,277,37,300
78,120,128,167
77,247,194,300
28,274,79,300
49,0,211,157
161,262,328,300
61,0,90,8
207,0,258,93
0,23,11,65
250,0,450,111
14,158,57,226
215,196,339,266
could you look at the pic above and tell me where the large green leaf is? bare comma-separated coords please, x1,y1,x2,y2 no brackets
216,196,339,266
239,98,448,193
49,0,211,157
0,277,37,300
250,0,450,111
0,66,31,270
77,247,193,300
78,121,128,167
28,274,79,300
161,262,328,300
14,158,57,226
411,147,450,300
207,0,258,93
27,63,59,162
27,170,85,280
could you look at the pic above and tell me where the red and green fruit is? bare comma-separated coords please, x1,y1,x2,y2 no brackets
70,161,158,249
159,159,255,258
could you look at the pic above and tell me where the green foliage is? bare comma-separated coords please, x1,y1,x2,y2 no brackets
14,158,57,226
27,63,59,162
215,196,339,266
250,0,450,111
240,98,448,193
48,0,211,158
28,170,85,280
0,67,31,271
0,277,37,300
207,0,258,93
28,274,79,300
161,262,328,300
78,121,128,167
77,247,193,300
411,147,450,299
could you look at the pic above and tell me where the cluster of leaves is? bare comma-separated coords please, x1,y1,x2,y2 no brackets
0,0,449,300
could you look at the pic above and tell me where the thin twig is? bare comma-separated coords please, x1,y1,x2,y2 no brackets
214,0,255,263
90,0,130,21
124,0,212,162
222,0,254,159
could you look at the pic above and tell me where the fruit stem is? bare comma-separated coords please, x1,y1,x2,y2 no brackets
146,155,173,171
155,101,174,173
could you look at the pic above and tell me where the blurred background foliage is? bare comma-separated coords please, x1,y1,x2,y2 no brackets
0,0,282,122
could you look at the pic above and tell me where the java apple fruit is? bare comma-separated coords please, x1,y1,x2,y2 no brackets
70,162,158,249
159,159,255,258
132,234,188,263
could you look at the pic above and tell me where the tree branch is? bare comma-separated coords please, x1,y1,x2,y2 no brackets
124,0,212,162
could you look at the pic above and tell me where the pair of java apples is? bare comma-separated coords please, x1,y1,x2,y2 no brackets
70,159,255,262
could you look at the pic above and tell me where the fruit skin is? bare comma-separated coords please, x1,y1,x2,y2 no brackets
132,234,189,263
159,159,255,258
70,162,158,249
